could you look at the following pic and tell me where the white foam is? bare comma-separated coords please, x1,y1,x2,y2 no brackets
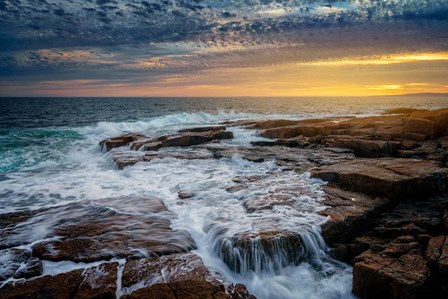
115,260,126,299
0,111,356,299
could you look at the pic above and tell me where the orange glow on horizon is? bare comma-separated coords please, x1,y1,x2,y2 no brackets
2,52,448,97
301,52,448,66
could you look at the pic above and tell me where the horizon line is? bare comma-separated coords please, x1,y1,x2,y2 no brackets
1,93,448,99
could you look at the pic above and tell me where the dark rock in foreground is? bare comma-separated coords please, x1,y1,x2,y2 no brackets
0,196,195,268
352,237,429,299
215,230,313,274
121,252,255,299
0,262,119,299
0,253,255,299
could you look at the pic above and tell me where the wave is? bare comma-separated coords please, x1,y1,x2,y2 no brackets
78,110,303,139
0,106,426,173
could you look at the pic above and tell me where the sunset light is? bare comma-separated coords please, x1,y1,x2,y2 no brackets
1,1,448,299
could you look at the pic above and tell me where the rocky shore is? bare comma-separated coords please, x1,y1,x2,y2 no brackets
242,108,448,299
1,108,447,299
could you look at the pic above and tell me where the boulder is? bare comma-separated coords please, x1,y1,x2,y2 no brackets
178,191,194,199
214,231,307,273
0,209,49,250
100,133,148,151
250,119,309,130
311,158,448,200
121,253,255,299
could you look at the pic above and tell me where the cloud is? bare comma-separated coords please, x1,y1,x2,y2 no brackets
0,0,447,96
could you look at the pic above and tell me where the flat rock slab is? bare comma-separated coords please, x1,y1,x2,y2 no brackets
252,108,448,142
319,185,390,245
311,158,448,200
1,196,195,265
372,202,443,238
208,144,355,172
122,253,212,288
133,129,233,151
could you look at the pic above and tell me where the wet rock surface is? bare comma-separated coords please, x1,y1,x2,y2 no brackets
0,196,195,282
100,133,149,151
26,196,195,263
0,262,119,299
0,253,253,299
0,248,42,281
102,126,234,169
0,191,256,299
129,127,233,151
121,252,254,299
113,148,214,169
352,237,429,299
215,231,308,274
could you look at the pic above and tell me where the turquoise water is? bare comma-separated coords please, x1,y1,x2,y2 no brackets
0,128,84,172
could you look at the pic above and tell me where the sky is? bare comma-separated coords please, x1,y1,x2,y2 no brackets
0,0,448,97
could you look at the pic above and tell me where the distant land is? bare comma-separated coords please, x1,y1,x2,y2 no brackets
388,92,448,97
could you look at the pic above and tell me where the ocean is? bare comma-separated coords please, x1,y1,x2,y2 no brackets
0,96,447,298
